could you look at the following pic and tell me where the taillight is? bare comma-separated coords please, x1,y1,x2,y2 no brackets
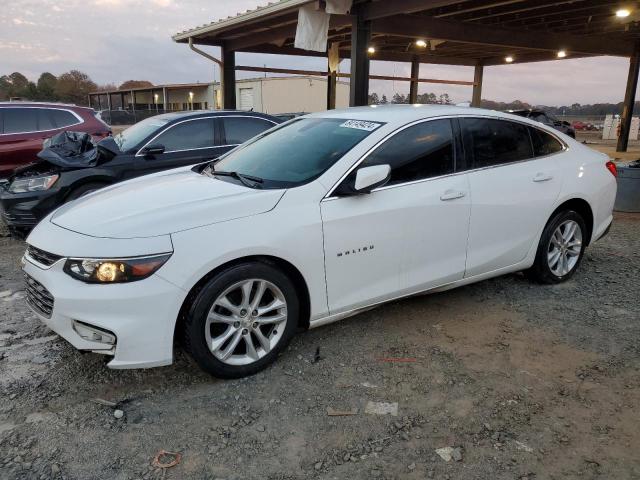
606,161,618,178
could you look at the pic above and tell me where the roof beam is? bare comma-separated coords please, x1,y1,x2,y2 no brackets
226,16,351,51
360,0,466,21
371,14,635,56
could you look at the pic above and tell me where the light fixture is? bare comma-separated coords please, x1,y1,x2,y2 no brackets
415,39,427,48
616,8,631,17
505,56,514,63
367,46,375,54
557,50,567,58
154,93,159,102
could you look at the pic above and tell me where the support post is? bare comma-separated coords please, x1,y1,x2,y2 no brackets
617,48,640,152
349,14,371,107
131,90,136,111
327,71,337,110
222,45,236,109
162,87,168,111
471,62,484,107
409,56,419,104
107,92,112,111
96,95,101,110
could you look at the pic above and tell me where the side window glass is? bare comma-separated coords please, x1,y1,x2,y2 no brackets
360,119,455,186
461,118,533,168
49,109,80,128
3,108,38,134
530,127,563,157
37,109,56,131
153,118,215,152
223,117,275,145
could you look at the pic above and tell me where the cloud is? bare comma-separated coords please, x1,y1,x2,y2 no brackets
12,18,37,26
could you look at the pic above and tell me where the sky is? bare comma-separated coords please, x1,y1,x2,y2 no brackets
0,0,634,106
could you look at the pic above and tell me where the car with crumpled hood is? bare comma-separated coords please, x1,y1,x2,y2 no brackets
0,110,280,236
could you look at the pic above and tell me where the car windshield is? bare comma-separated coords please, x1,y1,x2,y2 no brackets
211,118,381,188
113,116,170,152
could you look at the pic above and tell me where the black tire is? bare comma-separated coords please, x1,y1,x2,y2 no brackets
183,262,299,379
65,182,109,203
526,210,587,284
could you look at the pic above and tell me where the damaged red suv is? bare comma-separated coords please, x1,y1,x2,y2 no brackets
0,102,111,178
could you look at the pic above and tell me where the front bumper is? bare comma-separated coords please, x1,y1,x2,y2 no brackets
0,186,62,231
22,254,185,369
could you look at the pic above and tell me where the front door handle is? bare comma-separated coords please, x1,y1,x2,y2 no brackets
533,172,553,182
440,189,466,201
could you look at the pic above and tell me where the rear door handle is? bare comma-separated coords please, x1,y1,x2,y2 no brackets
440,189,466,201
533,172,553,182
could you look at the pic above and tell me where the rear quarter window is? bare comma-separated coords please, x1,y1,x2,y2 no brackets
529,127,564,157
49,109,81,128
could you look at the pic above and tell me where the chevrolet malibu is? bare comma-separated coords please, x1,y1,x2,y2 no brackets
22,105,617,378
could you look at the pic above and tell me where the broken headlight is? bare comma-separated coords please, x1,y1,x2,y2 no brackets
8,174,59,193
63,254,172,284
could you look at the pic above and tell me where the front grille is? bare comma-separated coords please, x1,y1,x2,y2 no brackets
26,245,63,267
24,273,55,318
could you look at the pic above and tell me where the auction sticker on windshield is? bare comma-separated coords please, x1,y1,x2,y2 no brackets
340,120,383,131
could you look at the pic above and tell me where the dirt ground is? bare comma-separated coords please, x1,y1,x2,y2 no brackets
0,214,639,480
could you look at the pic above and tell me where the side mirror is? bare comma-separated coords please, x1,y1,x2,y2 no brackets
142,144,165,156
354,164,391,193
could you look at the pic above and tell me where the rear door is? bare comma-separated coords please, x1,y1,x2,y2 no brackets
135,117,223,176
461,117,564,277
220,116,278,151
0,108,45,177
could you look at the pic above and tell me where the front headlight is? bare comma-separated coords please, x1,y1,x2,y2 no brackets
9,174,59,193
63,253,172,283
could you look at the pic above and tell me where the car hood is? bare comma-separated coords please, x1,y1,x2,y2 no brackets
50,168,286,238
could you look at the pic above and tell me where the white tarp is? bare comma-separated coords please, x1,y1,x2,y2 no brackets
326,0,353,15
294,5,330,52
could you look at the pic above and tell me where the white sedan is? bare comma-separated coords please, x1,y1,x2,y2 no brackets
22,105,617,378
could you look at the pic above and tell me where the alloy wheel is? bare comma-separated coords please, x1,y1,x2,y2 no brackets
547,219,582,277
205,279,288,366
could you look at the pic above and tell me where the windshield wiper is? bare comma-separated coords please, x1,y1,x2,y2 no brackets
213,170,263,188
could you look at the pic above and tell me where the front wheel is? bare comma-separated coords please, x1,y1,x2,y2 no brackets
183,262,299,378
526,210,587,284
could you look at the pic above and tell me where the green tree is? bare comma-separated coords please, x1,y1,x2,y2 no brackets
368,92,380,105
380,94,388,104
119,80,153,90
54,70,97,105
391,93,408,104
36,72,58,100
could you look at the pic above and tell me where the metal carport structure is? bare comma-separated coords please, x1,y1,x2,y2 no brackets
173,0,640,152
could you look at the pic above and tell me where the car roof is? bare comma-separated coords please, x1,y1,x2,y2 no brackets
0,101,93,111
309,104,536,126
153,110,281,122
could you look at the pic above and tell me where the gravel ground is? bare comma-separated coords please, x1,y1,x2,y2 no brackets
0,214,639,480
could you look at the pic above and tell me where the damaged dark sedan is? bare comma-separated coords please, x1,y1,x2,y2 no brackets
0,110,280,235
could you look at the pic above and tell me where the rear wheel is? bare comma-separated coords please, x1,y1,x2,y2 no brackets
183,262,299,378
526,210,586,284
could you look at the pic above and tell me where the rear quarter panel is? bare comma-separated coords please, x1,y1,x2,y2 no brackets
554,141,616,242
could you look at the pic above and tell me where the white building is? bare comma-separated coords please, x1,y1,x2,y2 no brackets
89,76,350,115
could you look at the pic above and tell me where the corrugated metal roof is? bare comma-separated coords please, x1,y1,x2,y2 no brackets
172,0,314,42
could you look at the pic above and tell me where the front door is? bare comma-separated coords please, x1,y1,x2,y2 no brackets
321,119,471,314
135,117,220,176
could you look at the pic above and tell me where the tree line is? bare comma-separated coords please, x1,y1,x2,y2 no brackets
369,91,638,116
0,71,153,106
